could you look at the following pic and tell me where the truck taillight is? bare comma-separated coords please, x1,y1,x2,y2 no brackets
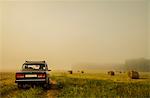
16,73,24,78
37,74,46,78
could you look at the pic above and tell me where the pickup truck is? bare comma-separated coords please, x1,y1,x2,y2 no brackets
15,61,51,89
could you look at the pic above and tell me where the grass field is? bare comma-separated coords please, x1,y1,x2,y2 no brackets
0,72,150,98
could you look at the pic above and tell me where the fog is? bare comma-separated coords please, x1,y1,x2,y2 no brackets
0,0,149,71
0,2,2,70
148,0,150,59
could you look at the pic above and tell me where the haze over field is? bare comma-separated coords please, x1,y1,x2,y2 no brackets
0,2,2,70
0,0,150,71
148,0,150,59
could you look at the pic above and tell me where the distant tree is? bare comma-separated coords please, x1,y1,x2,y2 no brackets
125,58,150,72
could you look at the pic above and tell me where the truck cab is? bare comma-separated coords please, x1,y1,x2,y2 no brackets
15,61,51,89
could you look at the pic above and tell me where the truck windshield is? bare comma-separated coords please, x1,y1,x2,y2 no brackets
22,64,46,71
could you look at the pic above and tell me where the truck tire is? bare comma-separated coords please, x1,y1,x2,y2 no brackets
43,78,51,89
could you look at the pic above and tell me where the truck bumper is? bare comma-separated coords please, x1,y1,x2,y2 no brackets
15,79,46,83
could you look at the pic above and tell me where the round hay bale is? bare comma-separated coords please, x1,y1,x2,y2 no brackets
128,70,139,79
68,70,73,74
108,71,115,76
81,71,84,74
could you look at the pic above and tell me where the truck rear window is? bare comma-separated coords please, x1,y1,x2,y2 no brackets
22,64,46,71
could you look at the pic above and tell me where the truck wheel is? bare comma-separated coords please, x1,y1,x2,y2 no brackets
47,83,51,89
43,83,51,90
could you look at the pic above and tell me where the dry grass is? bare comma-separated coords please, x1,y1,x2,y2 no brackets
0,72,150,98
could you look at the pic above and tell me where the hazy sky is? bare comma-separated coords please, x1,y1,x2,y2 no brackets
0,2,2,70
148,0,150,59
0,0,149,71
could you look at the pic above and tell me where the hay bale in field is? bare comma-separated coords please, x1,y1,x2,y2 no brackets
68,70,73,74
81,71,84,74
108,71,115,76
127,70,139,79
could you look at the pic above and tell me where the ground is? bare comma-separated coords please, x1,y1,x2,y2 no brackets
0,72,150,98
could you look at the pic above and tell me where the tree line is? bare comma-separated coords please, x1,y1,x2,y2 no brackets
125,58,150,72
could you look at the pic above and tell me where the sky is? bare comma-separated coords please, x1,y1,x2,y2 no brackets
148,0,150,59
0,0,149,71
0,2,2,70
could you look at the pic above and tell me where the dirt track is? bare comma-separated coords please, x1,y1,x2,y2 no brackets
46,80,60,98
46,89,60,98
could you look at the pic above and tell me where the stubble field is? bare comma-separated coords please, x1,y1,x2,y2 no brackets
0,72,150,98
